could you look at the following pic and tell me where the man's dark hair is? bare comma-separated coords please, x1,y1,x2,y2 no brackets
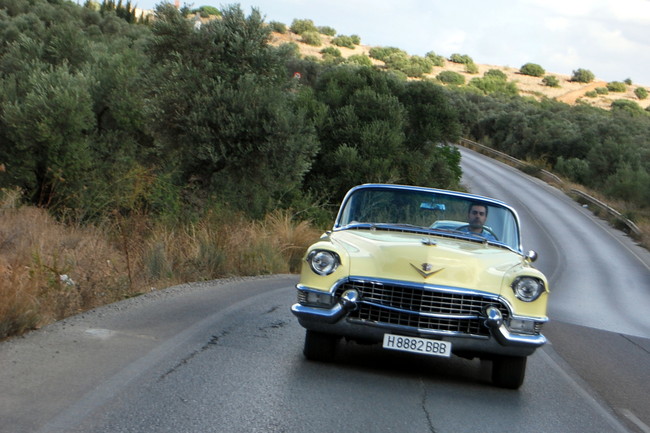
468,203,489,217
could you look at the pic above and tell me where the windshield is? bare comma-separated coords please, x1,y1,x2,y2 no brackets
335,185,522,251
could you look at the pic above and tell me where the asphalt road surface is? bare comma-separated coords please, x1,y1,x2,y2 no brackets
1,147,649,433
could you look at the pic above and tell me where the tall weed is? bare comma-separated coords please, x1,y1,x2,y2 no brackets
0,206,321,339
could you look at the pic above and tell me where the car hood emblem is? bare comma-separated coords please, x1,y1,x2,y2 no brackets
410,263,443,279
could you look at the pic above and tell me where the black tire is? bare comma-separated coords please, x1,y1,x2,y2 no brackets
491,356,527,389
303,330,338,362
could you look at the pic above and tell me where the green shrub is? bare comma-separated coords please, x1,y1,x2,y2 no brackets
425,51,445,67
300,31,322,46
269,21,286,33
437,70,465,85
405,55,434,78
191,6,220,17
542,75,560,87
611,99,644,114
634,87,648,100
350,34,361,45
465,62,479,74
449,53,473,64
290,18,317,34
519,63,545,77
320,46,341,57
346,54,373,67
555,157,591,184
318,26,336,36
332,35,355,48
369,46,405,61
595,87,609,95
320,46,342,63
383,53,434,78
485,69,507,81
279,42,300,58
624,78,633,85
469,76,518,96
571,68,595,83
584,90,597,98
607,81,626,92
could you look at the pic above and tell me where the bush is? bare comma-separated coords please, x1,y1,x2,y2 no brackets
519,63,545,77
320,46,341,57
542,75,560,87
465,62,479,74
425,51,445,67
634,87,648,100
571,68,595,83
369,46,405,61
346,54,373,67
269,21,286,33
611,99,644,114
607,81,627,92
318,26,336,36
350,34,361,45
191,6,220,17
469,76,518,96
384,53,433,78
300,31,322,46
449,53,473,64
485,69,507,81
595,87,609,95
320,46,342,63
332,35,355,48
290,18,317,34
584,90,597,98
437,70,465,85
405,56,434,78
624,78,633,85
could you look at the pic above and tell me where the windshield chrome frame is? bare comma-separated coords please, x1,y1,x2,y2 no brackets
333,184,525,254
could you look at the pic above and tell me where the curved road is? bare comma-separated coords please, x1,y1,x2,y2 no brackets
0,148,649,433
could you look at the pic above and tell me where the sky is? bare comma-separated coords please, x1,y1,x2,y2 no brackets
136,0,650,86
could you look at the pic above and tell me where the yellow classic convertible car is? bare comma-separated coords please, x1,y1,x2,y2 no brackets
291,184,549,389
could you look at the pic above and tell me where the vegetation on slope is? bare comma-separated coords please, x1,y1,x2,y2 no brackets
0,0,648,338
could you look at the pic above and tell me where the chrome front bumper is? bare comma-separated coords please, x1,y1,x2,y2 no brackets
291,288,547,357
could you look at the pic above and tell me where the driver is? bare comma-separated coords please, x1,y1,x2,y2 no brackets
460,203,497,241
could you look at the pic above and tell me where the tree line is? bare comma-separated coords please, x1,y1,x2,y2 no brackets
1,0,648,227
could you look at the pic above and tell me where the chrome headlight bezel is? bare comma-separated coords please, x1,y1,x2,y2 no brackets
511,276,545,302
307,250,340,276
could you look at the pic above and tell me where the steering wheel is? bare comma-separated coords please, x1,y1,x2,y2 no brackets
456,225,499,241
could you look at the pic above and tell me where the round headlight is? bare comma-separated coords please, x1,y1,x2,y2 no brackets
307,250,340,276
511,277,545,302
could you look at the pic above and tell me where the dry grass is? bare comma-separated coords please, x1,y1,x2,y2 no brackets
0,206,128,338
0,193,322,340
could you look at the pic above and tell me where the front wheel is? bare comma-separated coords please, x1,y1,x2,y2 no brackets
303,330,338,362
491,356,527,389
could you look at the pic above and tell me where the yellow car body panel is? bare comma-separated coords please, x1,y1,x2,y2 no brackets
300,229,548,318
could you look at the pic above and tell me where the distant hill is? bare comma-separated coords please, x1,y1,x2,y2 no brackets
269,31,650,111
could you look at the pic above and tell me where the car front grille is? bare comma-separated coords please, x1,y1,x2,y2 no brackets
335,279,510,337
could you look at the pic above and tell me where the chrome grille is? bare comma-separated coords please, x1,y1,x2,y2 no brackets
335,280,510,337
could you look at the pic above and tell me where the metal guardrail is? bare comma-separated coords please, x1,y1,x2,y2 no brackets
457,138,642,238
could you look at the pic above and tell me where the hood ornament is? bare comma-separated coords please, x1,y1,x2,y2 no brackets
410,263,443,279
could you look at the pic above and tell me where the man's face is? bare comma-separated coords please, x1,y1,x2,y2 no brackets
468,205,487,230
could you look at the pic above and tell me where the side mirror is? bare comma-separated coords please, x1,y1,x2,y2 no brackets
526,250,538,262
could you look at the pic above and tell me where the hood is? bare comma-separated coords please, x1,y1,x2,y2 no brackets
332,229,522,295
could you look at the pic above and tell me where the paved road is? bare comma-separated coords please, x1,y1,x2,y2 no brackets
1,148,649,433
460,146,650,432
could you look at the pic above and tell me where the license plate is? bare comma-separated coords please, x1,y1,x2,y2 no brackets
382,333,451,358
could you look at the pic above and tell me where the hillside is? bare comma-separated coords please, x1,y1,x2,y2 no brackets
270,31,650,111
